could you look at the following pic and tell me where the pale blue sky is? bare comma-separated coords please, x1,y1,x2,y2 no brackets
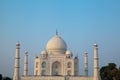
0,0,120,77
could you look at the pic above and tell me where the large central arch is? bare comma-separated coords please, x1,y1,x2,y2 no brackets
52,61,61,76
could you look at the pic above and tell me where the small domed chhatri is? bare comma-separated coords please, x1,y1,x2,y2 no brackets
46,34,67,53
66,50,72,55
41,50,47,55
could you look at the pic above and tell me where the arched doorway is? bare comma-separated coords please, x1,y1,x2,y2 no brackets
52,61,61,76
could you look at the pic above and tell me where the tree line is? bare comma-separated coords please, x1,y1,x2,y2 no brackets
0,74,12,80
100,63,120,80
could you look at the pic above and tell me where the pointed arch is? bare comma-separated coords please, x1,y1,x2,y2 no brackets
67,62,72,68
52,61,61,76
42,62,46,68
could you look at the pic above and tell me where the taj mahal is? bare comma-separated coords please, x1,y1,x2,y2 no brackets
13,32,100,80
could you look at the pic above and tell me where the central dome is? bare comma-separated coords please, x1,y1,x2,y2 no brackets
46,34,67,52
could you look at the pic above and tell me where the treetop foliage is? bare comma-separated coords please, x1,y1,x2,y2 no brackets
100,63,120,80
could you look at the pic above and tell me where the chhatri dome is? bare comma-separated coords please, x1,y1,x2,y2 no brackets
46,32,67,52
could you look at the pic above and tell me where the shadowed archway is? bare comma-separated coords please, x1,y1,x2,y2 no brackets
52,61,61,76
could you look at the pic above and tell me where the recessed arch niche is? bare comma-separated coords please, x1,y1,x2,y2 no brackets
52,61,61,76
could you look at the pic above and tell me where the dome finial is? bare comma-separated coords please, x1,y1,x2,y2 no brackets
56,29,58,35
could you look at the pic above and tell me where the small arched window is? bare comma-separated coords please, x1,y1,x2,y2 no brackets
42,62,46,68
41,70,46,76
67,62,71,68
36,62,38,68
75,71,78,75
36,70,38,75
67,70,71,76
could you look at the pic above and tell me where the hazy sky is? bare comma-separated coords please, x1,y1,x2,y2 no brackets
0,0,120,77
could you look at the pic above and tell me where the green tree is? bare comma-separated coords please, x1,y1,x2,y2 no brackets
0,74,2,80
3,77,12,80
108,63,116,70
100,63,120,80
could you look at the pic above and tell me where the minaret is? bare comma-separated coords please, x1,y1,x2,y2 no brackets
23,51,28,76
93,43,99,80
13,42,20,80
84,52,88,76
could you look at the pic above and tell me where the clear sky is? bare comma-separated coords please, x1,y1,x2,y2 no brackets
0,0,120,77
